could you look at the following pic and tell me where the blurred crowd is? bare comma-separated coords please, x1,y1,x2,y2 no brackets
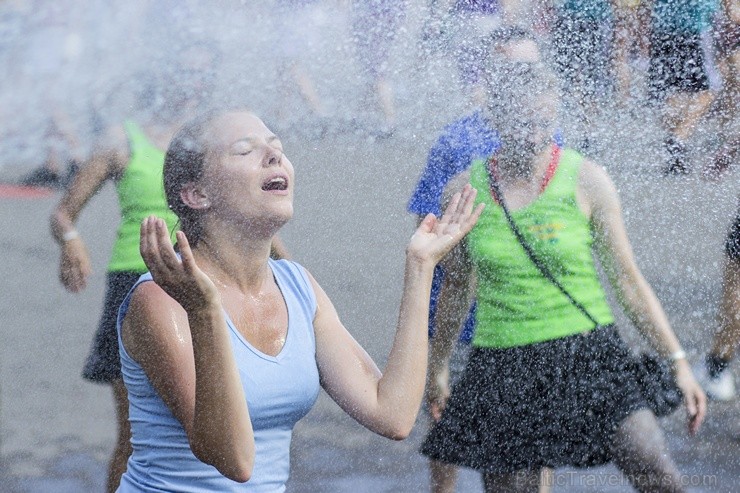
0,0,736,184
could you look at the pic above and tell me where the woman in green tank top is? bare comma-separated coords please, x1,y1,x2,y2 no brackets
421,61,707,492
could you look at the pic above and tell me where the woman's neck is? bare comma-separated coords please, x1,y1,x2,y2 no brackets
193,230,274,294
496,143,552,185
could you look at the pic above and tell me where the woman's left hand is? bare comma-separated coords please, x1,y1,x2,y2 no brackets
673,361,707,435
407,184,484,265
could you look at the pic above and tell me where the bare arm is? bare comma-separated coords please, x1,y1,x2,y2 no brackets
425,171,476,420
425,239,475,421
314,185,483,439
580,161,706,433
123,218,254,482
49,126,127,292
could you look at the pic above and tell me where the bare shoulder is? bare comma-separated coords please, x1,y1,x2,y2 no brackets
122,280,189,361
302,267,334,316
578,159,614,190
94,124,128,153
93,124,130,175
577,159,621,209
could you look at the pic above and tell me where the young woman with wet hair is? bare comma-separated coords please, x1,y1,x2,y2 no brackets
421,62,707,492
114,110,483,491
47,41,298,493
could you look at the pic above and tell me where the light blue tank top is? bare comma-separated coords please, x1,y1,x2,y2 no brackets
116,259,320,492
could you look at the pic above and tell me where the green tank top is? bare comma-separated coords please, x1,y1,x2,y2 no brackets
107,122,179,273
467,148,614,348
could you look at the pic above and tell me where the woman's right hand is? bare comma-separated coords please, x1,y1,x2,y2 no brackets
425,365,451,422
672,360,707,436
59,239,92,292
139,216,220,314
407,184,484,267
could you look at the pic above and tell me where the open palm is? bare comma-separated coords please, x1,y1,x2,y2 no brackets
139,216,220,313
407,184,484,265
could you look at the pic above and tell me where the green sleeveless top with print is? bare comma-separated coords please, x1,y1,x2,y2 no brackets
107,121,178,273
467,148,614,348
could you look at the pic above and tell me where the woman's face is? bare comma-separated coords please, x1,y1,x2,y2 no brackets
199,112,295,231
496,92,558,163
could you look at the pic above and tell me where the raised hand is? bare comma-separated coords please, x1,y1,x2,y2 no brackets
139,216,220,313
425,365,450,423
407,184,484,266
59,238,92,293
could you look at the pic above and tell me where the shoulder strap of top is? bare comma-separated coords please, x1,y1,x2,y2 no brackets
269,259,317,318
117,272,153,331
541,147,584,197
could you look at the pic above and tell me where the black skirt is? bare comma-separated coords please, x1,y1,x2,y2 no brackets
648,30,709,98
420,325,649,473
82,271,141,383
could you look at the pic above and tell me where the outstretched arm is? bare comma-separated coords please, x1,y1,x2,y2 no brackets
314,185,483,439
581,161,706,434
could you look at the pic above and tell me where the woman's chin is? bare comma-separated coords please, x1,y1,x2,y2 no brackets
264,207,293,230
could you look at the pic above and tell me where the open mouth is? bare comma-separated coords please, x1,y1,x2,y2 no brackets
261,176,288,191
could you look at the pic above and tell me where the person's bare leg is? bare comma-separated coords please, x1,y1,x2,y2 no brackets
710,258,740,361
611,409,685,493
290,63,325,117
662,90,714,173
538,468,554,493
664,90,714,143
613,8,635,102
107,379,132,493
707,49,739,177
375,77,396,130
484,469,547,493
430,459,459,493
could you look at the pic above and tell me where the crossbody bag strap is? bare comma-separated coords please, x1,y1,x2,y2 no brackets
485,156,599,329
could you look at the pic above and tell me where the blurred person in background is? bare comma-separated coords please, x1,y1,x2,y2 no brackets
421,0,545,107
694,0,739,397
271,0,330,134
350,0,409,138
48,41,230,493
704,0,739,178
612,0,652,103
648,0,719,175
9,1,87,188
694,198,740,401
550,0,614,154
409,27,559,493
421,60,706,493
